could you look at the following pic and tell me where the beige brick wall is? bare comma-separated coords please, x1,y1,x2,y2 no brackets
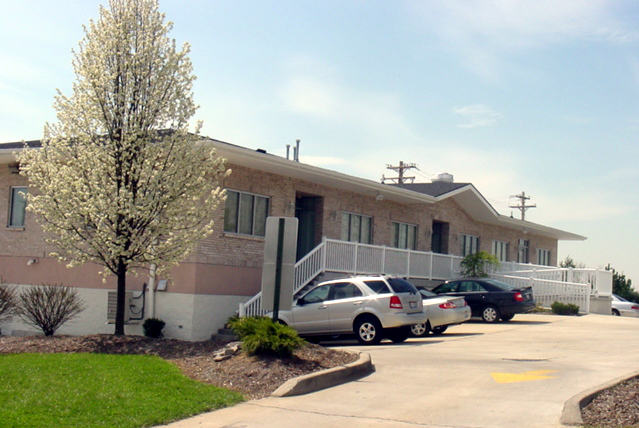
1,161,558,294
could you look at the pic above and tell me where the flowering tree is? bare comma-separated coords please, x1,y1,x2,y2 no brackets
18,0,227,335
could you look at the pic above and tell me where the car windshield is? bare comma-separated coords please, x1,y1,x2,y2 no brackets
387,277,418,293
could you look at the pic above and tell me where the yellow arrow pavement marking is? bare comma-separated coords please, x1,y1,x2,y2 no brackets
491,370,558,384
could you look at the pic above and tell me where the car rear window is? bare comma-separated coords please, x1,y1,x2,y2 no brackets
387,278,418,294
485,279,516,291
363,280,391,294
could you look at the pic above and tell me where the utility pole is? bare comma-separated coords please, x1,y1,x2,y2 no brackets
509,191,536,221
381,161,417,184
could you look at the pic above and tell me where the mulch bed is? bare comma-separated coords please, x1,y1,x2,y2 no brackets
0,334,358,399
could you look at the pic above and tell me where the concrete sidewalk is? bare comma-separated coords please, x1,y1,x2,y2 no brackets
157,314,639,428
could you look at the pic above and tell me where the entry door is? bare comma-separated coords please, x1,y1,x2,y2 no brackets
295,196,322,260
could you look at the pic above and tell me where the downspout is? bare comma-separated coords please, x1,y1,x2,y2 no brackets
147,262,157,319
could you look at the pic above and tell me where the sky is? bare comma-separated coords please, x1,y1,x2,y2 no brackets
1,1,638,283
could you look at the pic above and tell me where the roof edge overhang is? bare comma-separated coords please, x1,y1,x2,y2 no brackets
0,137,587,241
204,137,438,205
433,183,586,241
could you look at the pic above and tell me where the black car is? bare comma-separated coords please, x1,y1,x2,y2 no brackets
431,278,536,322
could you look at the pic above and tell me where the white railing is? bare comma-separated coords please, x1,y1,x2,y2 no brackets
497,268,613,296
240,241,327,318
492,274,591,313
239,238,612,317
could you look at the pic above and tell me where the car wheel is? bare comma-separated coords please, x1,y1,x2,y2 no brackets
612,309,621,316
386,326,410,343
410,322,429,337
431,325,448,335
354,316,383,345
481,305,500,323
501,314,515,322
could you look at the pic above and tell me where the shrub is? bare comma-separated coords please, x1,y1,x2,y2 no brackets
143,317,166,338
17,283,85,336
460,251,500,278
229,316,305,358
551,301,580,316
0,282,18,324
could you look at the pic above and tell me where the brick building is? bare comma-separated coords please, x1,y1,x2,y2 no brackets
0,137,585,340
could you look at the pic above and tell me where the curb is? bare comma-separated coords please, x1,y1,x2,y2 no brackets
271,351,375,397
561,369,639,426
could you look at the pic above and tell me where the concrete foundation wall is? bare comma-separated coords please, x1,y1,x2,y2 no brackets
0,286,248,341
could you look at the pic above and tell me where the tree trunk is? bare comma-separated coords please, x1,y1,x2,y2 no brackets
114,258,127,336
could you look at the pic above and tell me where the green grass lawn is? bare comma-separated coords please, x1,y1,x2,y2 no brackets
0,353,244,428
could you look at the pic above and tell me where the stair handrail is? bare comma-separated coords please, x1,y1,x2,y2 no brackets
239,240,327,317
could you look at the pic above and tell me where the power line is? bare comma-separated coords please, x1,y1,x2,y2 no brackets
381,161,418,184
509,191,536,221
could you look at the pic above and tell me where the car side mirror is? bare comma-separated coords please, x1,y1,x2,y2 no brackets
296,298,306,306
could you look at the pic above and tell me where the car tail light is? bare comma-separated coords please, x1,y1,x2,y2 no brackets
632,305,639,311
439,302,457,309
390,296,403,309
514,292,524,302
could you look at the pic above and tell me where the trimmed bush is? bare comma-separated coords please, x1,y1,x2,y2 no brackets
0,283,18,324
17,283,85,336
143,318,166,338
229,316,305,358
551,301,579,316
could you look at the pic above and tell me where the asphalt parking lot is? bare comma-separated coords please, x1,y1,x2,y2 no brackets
159,313,639,428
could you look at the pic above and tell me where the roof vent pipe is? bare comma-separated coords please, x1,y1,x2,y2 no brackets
295,139,300,162
286,144,290,160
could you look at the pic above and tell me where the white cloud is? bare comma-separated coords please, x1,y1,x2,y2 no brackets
454,104,503,128
405,0,639,81
279,56,420,142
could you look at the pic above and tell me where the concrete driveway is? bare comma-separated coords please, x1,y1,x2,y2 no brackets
159,313,639,428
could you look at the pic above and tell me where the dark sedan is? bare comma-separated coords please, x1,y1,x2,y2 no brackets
431,278,536,322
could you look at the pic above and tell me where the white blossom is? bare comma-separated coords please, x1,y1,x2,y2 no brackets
18,0,227,335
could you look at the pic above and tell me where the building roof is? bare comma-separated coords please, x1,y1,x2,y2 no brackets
0,136,586,242
392,182,471,197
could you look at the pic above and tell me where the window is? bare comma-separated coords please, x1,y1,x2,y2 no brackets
458,281,486,292
341,212,372,244
223,190,269,237
391,222,417,250
8,186,27,228
518,239,530,263
300,284,331,304
332,282,363,300
461,234,479,257
363,280,391,294
538,249,551,266
492,240,509,262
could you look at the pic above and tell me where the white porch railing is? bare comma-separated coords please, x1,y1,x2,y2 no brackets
239,238,612,317
496,268,613,296
491,274,591,313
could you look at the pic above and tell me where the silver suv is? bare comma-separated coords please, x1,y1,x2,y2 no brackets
274,276,427,345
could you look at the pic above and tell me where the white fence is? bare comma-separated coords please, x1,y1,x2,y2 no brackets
492,274,591,313
497,268,612,296
239,238,612,317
